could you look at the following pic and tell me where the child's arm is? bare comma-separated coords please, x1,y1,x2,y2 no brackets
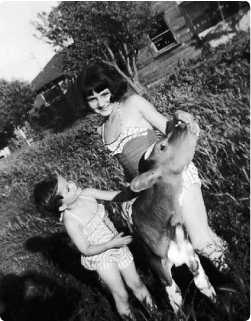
82,186,138,202
65,218,132,256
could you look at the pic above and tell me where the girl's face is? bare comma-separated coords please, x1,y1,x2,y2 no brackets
87,89,114,117
57,175,82,208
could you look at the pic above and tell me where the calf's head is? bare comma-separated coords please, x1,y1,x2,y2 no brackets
131,120,200,193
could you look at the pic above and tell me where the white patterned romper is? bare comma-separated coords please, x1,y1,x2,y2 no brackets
64,196,133,271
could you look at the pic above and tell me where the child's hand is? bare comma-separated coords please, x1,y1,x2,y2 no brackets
174,110,194,125
166,111,196,134
166,111,196,135
110,232,133,248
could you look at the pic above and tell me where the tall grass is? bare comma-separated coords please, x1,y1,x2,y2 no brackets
0,33,249,320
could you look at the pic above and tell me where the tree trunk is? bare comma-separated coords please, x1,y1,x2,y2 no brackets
127,78,148,96
111,63,148,96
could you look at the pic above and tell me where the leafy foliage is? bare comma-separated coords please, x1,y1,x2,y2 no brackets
33,1,156,94
0,34,249,320
0,79,33,148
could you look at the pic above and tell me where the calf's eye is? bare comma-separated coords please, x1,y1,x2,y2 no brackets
160,143,165,151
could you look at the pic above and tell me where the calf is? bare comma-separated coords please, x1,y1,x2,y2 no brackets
130,120,216,313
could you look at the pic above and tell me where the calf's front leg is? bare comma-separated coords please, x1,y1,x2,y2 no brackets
168,225,216,302
161,258,183,313
132,232,183,312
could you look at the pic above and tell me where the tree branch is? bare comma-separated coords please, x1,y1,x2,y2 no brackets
105,44,117,66
119,49,126,64
100,59,115,68
132,54,139,81
123,43,134,79
101,48,110,62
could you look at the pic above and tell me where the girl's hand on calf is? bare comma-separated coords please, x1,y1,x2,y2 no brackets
175,110,194,125
110,232,133,248
166,110,195,135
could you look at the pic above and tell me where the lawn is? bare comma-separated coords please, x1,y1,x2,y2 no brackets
0,32,249,321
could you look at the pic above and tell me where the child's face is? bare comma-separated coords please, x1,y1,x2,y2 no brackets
57,175,82,207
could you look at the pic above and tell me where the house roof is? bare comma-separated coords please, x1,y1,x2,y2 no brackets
30,54,66,94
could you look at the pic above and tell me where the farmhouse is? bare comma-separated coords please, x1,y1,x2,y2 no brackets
30,1,249,120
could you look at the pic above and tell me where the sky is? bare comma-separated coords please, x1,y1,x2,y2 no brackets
0,1,59,83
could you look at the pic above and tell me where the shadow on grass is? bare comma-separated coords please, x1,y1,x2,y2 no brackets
4,232,115,320
0,271,79,321
25,232,101,288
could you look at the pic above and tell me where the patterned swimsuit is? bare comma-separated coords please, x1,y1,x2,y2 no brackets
63,196,133,271
101,124,201,188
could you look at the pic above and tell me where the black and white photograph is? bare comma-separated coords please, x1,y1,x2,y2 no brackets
0,1,250,320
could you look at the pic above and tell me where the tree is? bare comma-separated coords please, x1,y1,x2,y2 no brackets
33,1,157,95
0,79,33,148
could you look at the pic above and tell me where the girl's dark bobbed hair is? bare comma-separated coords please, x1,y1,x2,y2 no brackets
33,173,63,218
76,63,127,110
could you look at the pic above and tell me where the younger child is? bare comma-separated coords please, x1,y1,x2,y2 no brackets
33,172,154,320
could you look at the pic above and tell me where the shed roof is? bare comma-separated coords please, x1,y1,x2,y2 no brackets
30,54,66,94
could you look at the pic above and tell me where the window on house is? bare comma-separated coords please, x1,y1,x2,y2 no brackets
42,86,62,105
150,16,177,52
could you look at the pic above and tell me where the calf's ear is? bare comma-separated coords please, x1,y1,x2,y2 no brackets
131,170,161,192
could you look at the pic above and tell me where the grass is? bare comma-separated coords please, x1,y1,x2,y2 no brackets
0,32,249,321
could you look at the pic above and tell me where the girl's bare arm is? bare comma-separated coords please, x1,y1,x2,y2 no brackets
128,94,195,134
82,186,138,202
65,218,132,256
